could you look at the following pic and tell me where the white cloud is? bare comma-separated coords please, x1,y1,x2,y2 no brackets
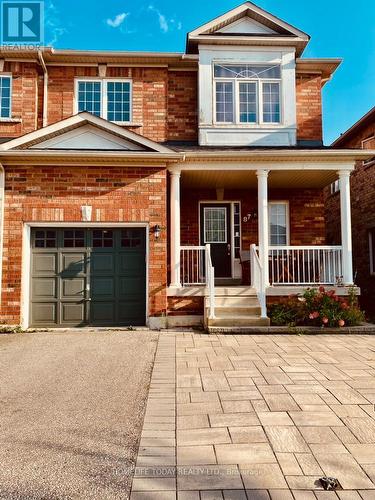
45,1,68,46
106,12,129,28
148,5,169,33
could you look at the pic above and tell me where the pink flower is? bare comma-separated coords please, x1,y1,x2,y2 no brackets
322,317,329,325
338,319,345,327
318,286,325,293
311,311,319,319
309,313,315,320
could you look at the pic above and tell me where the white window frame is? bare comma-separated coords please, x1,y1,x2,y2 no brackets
0,73,12,121
369,228,375,276
330,179,340,195
213,63,282,126
268,201,290,246
74,77,132,124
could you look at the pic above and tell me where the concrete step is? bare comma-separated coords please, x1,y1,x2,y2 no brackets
215,278,242,286
210,306,262,316
206,296,260,307
207,315,270,327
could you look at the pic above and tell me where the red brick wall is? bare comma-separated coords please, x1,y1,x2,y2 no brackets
296,74,323,142
1,165,167,324
325,118,375,317
180,187,326,247
0,61,42,137
167,296,204,316
167,70,198,141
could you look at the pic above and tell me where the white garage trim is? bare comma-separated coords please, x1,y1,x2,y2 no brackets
21,222,150,329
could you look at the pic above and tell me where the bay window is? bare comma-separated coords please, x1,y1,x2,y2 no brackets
76,79,132,123
214,63,281,125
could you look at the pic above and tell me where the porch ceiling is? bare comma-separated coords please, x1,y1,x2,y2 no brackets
181,169,338,189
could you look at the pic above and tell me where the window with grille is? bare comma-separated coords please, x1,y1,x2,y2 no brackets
269,202,289,246
214,63,281,124
0,76,11,119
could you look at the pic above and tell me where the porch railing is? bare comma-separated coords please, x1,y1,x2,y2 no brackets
180,246,206,286
268,246,343,285
250,244,266,317
180,245,215,318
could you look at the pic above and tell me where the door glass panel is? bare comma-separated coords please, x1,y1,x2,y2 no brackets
93,230,114,248
63,229,85,248
34,230,57,248
121,229,142,248
204,207,227,243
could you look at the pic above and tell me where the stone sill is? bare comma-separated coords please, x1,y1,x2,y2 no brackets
0,117,22,123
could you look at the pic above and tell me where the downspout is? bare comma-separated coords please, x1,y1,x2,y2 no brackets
0,163,4,308
38,50,48,127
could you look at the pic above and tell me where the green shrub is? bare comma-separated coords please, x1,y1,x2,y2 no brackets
268,286,365,328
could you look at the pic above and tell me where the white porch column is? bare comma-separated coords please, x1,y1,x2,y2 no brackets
170,169,181,287
338,169,354,285
257,169,270,287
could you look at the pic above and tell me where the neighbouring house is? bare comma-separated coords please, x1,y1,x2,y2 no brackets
325,107,375,319
0,2,373,331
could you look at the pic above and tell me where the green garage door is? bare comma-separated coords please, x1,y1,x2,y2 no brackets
30,228,146,327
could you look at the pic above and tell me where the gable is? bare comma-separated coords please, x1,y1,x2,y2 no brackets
217,17,277,35
0,112,173,153
30,124,144,151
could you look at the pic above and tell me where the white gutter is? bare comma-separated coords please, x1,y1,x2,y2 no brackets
38,50,48,127
0,163,4,307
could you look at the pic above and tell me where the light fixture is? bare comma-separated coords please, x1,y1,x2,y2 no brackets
153,224,161,239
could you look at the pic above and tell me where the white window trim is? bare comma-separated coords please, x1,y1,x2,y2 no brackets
74,77,132,125
213,63,282,126
0,73,12,121
330,179,340,195
268,201,290,246
369,228,375,276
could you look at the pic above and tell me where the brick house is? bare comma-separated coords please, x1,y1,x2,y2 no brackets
0,2,372,330
325,107,375,319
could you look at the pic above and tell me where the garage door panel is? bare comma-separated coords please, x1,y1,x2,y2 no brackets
119,253,145,275
61,253,86,275
32,254,57,274
90,302,115,322
119,277,145,297
32,303,57,324
118,301,145,325
32,277,57,299
91,277,114,298
91,253,115,274
62,278,85,298
61,302,86,323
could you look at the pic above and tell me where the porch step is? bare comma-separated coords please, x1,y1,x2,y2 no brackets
204,285,270,332
207,315,270,327
215,278,242,286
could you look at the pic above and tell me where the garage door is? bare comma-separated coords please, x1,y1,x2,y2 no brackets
30,228,146,327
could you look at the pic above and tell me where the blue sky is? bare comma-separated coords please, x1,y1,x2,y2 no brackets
45,0,375,144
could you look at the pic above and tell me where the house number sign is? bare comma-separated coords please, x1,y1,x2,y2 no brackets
243,213,255,223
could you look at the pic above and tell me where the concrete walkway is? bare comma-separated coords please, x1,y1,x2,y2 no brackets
131,332,375,500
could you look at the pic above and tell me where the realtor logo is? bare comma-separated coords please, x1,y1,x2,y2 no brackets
1,1,44,45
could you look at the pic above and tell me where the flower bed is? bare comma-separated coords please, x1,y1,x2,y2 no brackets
268,286,365,328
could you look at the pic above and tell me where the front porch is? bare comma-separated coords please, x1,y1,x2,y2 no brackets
167,152,357,329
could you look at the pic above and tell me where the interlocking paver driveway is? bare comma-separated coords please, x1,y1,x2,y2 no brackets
132,333,375,500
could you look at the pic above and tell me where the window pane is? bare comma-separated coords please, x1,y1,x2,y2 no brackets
77,81,102,116
107,81,130,122
263,82,280,123
214,64,281,79
239,82,257,123
269,204,287,246
216,82,233,123
204,207,227,243
0,77,11,118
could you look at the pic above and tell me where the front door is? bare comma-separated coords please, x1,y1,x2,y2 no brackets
200,204,232,278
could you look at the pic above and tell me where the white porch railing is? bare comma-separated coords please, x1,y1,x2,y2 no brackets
268,246,343,285
180,246,206,285
180,245,215,318
250,244,267,317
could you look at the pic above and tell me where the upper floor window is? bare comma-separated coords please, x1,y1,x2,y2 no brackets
0,76,12,119
362,135,375,165
76,79,131,124
214,63,281,125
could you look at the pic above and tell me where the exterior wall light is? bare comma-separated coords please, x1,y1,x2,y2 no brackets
153,224,161,239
